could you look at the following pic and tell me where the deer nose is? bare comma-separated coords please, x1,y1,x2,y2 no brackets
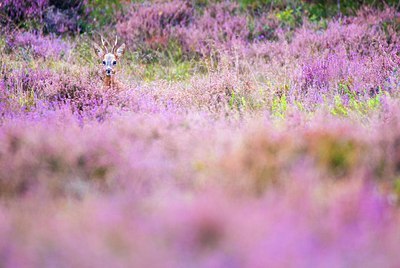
106,69,112,75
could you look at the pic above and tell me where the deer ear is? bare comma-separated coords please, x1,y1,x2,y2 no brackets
116,43,125,58
93,42,104,58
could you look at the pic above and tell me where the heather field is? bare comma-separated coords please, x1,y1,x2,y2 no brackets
0,0,400,267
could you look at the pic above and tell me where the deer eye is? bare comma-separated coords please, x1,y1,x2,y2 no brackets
102,61,106,65
113,61,117,65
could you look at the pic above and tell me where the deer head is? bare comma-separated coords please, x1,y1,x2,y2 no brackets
93,35,126,86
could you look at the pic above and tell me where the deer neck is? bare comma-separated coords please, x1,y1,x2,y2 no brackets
102,73,123,91
103,75,115,87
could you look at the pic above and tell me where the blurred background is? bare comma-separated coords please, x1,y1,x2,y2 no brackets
1,0,399,82
1,0,399,35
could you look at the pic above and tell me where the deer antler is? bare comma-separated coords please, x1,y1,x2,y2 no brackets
112,36,118,54
100,35,109,53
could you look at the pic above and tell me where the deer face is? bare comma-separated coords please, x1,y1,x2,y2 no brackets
102,53,117,76
93,36,126,77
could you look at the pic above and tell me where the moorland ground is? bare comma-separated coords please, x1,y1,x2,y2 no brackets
0,0,400,267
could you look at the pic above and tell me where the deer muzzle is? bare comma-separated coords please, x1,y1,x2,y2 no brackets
106,68,112,76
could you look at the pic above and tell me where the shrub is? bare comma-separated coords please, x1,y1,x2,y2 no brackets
117,1,280,58
117,0,194,53
6,32,71,59
0,0,48,23
1,0,89,34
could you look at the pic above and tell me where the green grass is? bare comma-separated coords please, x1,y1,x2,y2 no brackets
142,60,194,82
271,94,288,118
331,82,383,117
130,40,205,82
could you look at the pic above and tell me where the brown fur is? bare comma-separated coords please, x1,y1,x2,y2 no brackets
102,73,124,91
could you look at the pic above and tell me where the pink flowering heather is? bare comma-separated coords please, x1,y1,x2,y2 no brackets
116,0,194,51
6,32,71,59
1,0,48,22
117,1,280,56
0,1,400,267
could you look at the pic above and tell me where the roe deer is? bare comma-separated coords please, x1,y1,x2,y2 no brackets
93,36,126,90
